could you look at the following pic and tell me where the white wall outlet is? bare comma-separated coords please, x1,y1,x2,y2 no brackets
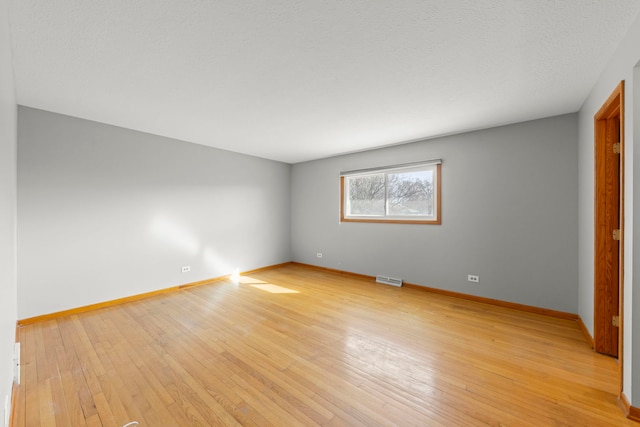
13,343,20,385
468,274,480,283
181,266,190,273
316,252,323,258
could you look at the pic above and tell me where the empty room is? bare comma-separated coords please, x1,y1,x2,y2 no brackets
2,1,640,426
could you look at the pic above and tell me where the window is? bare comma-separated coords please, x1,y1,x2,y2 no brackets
340,160,441,224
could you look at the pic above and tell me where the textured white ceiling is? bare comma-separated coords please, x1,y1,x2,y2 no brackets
10,1,640,163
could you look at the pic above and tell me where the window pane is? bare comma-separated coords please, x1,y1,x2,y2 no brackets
340,162,441,224
387,169,434,216
347,174,385,216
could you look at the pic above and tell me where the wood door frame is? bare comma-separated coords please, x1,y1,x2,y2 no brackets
594,81,624,391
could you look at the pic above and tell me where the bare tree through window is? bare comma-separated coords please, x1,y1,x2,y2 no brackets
348,174,385,215
341,162,440,224
387,171,433,216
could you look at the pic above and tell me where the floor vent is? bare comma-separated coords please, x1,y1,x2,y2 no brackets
376,275,403,287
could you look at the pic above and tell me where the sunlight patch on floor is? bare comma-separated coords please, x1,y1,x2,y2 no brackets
237,276,267,284
249,284,299,294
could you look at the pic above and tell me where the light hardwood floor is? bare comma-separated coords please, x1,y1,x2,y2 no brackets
12,263,633,426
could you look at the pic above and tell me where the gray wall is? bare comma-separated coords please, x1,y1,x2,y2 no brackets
577,12,640,405
0,0,17,419
292,114,579,313
17,107,291,319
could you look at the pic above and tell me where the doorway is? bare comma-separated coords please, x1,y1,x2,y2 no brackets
594,81,624,363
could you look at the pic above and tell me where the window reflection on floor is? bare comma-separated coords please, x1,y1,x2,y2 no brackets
239,276,300,294
344,330,437,397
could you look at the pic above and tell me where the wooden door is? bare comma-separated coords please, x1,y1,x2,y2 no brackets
594,81,624,358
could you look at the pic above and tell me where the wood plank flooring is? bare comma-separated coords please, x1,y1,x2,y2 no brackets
12,263,633,426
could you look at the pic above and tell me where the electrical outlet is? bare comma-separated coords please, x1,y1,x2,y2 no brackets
181,266,190,273
468,274,480,283
316,252,323,258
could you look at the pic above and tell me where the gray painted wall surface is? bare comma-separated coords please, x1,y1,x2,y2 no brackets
18,107,291,319
577,12,640,405
292,114,578,313
0,0,17,419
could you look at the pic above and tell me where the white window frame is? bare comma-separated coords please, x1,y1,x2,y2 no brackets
340,160,441,224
